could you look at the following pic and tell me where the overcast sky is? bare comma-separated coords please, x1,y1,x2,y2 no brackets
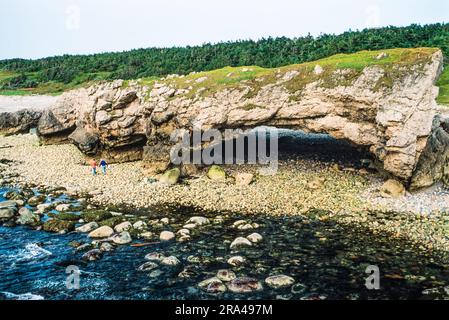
0,0,448,60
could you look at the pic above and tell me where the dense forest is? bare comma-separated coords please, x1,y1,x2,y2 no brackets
0,23,448,92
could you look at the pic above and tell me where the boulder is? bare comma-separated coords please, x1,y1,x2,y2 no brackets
235,173,254,186
88,226,114,238
55,204,72,212
230,237,253,249
198,277,227,294
380,179,406,198
68,127,100,155
216,269,236,282
227,256,246,267
207,165,226,181
114,221,132,232
265,275,295,289
186,216,210,226
246,233,263,243
43,219,76,233
76,222,99,233
160,231,175,241
138,261,159,272
111,231,132,245
227,277,263,293
159,168,181,185
161,256,180,266
27,195,46,206
17,207,40,226
0,208,15,220
82,249,103,262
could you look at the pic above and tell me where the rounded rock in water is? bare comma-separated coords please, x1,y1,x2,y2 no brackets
82,249,103,262
161,256,180,266
227,277,263,293
198,277,227,294
246,233,263,243
227,256,246,267
230,237,252,249
138,261,159,272
265,275,295,289
145,252,166,262
159,231,175,241
216,269,236,282
111,231,132,245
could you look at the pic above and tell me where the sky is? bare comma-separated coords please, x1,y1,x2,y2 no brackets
0,0,448,60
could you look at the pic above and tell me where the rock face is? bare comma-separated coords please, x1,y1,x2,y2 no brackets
0,109,42,135
1,49,448,188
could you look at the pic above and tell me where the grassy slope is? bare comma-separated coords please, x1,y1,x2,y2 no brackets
1,48,447,106
136,47,440,100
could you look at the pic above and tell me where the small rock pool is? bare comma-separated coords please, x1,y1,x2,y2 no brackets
1,186,449,300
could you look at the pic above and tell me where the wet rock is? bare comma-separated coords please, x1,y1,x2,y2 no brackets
198,277,227,294
177,229,190,236
139,231,153,239
145,252,165,262
114,221,132,232
138,261,159,272
27,195,46,206
183,223,197,230
207,165,226,181
265,275,296,289
133,220,147,229
83,210,112,222
230,237,252,249
100,242,115,252
246,233,263,243
160,231,175,241
159,168,181,185
186,216,210,226
235,173,254,186
111,231,132,245
82,249,103,262
380,179,406,198
76,222,99,233
178,235,191,242
227,277,263,293
88,226,114,238
16,207,40,226
227,256,246,267
161,256,181,266
36,203,53,213
51,212,80,221
0,208,15,220
217,269,236,282
43,219,76,233
55,203,72,212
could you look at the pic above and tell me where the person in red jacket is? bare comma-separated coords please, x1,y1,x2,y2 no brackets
89,159,97,176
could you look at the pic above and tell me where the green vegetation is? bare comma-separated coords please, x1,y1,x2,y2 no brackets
0,23,448,96
437,66,449,106
151,48,439,99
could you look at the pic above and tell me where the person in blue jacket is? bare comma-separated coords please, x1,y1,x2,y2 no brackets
99,159,108,175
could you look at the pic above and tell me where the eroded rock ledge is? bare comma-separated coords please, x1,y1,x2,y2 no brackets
1,48,448,189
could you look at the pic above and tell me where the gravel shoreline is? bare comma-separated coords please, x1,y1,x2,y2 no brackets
1,134,449,254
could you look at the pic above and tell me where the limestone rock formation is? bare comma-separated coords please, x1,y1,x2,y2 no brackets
1,48,448,188
0,109,42,135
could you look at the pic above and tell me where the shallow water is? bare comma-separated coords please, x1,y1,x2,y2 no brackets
1,186,449,300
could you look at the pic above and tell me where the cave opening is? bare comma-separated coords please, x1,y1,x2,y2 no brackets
197,127,374,170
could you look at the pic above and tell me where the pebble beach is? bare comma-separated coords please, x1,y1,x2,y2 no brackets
1,133,449,255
